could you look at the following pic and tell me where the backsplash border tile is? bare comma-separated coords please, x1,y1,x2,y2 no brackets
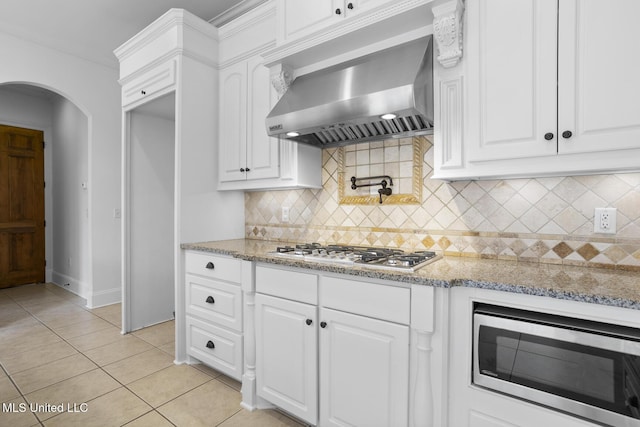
245,137,640,271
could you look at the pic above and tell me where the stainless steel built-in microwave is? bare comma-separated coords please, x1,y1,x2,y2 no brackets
473,304,640,426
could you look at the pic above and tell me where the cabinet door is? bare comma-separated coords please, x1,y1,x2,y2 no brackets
346,0,391,17
121,59,176,109
465,0,558,162
256,294,318,425
280,0,338,42
219,61,247,182
558,0,640,154
319,308,409,427
246,56,280,180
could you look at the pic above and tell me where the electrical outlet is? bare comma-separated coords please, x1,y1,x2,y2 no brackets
281,206,290,223
594,207,617,234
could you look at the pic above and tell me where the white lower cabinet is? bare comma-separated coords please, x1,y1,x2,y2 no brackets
180,252,638,427
255,293,318,424
185,316,243,380
254,264,412,426
184,251,244,381
319,307,409,427
446,287,629,427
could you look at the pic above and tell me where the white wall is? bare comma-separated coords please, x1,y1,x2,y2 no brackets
128,107,175,329
0,30,121,307
51,97,90,295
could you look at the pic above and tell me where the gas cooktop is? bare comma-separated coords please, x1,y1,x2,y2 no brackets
271,243,440,272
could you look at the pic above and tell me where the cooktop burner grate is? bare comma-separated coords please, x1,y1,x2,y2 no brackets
272,243,440,271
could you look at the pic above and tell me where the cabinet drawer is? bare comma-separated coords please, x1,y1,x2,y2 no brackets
186,316,243,380
122,59,176,108
256,265,318,304
321,276,410,324
185,274,242,332
185,252,242,283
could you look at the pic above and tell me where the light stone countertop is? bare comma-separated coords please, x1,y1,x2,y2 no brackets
181,239,640,310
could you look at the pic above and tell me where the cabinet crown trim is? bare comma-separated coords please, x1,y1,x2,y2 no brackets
218,1,276,40
114,8,219,62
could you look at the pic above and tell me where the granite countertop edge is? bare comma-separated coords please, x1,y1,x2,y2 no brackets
460,279,640,311
182,242,450,286
181,240,640,310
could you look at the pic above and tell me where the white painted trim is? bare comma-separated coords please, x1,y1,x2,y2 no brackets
217,41,276,70
51,271,90,302
121,110,131,333
114,9,219,61
435,77,464,170
263,0,433,66
87,286,121,309
432,0,465,68
216,1,275,37
292,26,431,77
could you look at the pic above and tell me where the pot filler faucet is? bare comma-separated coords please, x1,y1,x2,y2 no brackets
350,175,393,203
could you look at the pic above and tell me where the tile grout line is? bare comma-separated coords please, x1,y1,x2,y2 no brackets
2,284,262,426
213,406,245,427
121,409,177,427
2,287,52,426
1,284,134,425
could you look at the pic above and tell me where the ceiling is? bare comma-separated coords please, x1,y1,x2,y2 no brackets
0,0,264,69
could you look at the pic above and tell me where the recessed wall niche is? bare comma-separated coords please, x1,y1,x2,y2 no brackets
338,136,424,205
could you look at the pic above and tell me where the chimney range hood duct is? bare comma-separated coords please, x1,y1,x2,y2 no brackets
266,36,433,148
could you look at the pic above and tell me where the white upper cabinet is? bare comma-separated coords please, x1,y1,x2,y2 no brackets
218,57,280,184
265,0,435,70
120,59,177,109
557,0,640,155
246,55,281,180
464,0,558,162
217,2,321,191
279,0,337,42
433,0,640,180
219,61,248,183
277,0,390,44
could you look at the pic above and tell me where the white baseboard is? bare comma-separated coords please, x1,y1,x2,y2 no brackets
86,287,121,309
51,271,88,299
51,271,121,309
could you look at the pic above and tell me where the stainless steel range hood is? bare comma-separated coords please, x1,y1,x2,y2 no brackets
266,36,433,148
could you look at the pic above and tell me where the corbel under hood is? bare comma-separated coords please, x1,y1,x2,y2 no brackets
265,36,434,148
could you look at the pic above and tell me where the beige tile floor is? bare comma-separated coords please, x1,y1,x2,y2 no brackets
0,283,304,427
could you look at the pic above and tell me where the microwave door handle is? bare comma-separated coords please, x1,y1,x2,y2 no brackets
474,314,640,357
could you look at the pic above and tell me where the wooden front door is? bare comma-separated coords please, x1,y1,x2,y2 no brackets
0,125,45,288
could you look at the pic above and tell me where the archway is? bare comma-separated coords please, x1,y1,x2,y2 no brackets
0,83,90,297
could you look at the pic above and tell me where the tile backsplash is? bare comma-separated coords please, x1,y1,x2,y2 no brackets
245,137,640,269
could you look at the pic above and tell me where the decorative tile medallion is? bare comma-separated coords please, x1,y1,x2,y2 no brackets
337,137,423,205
